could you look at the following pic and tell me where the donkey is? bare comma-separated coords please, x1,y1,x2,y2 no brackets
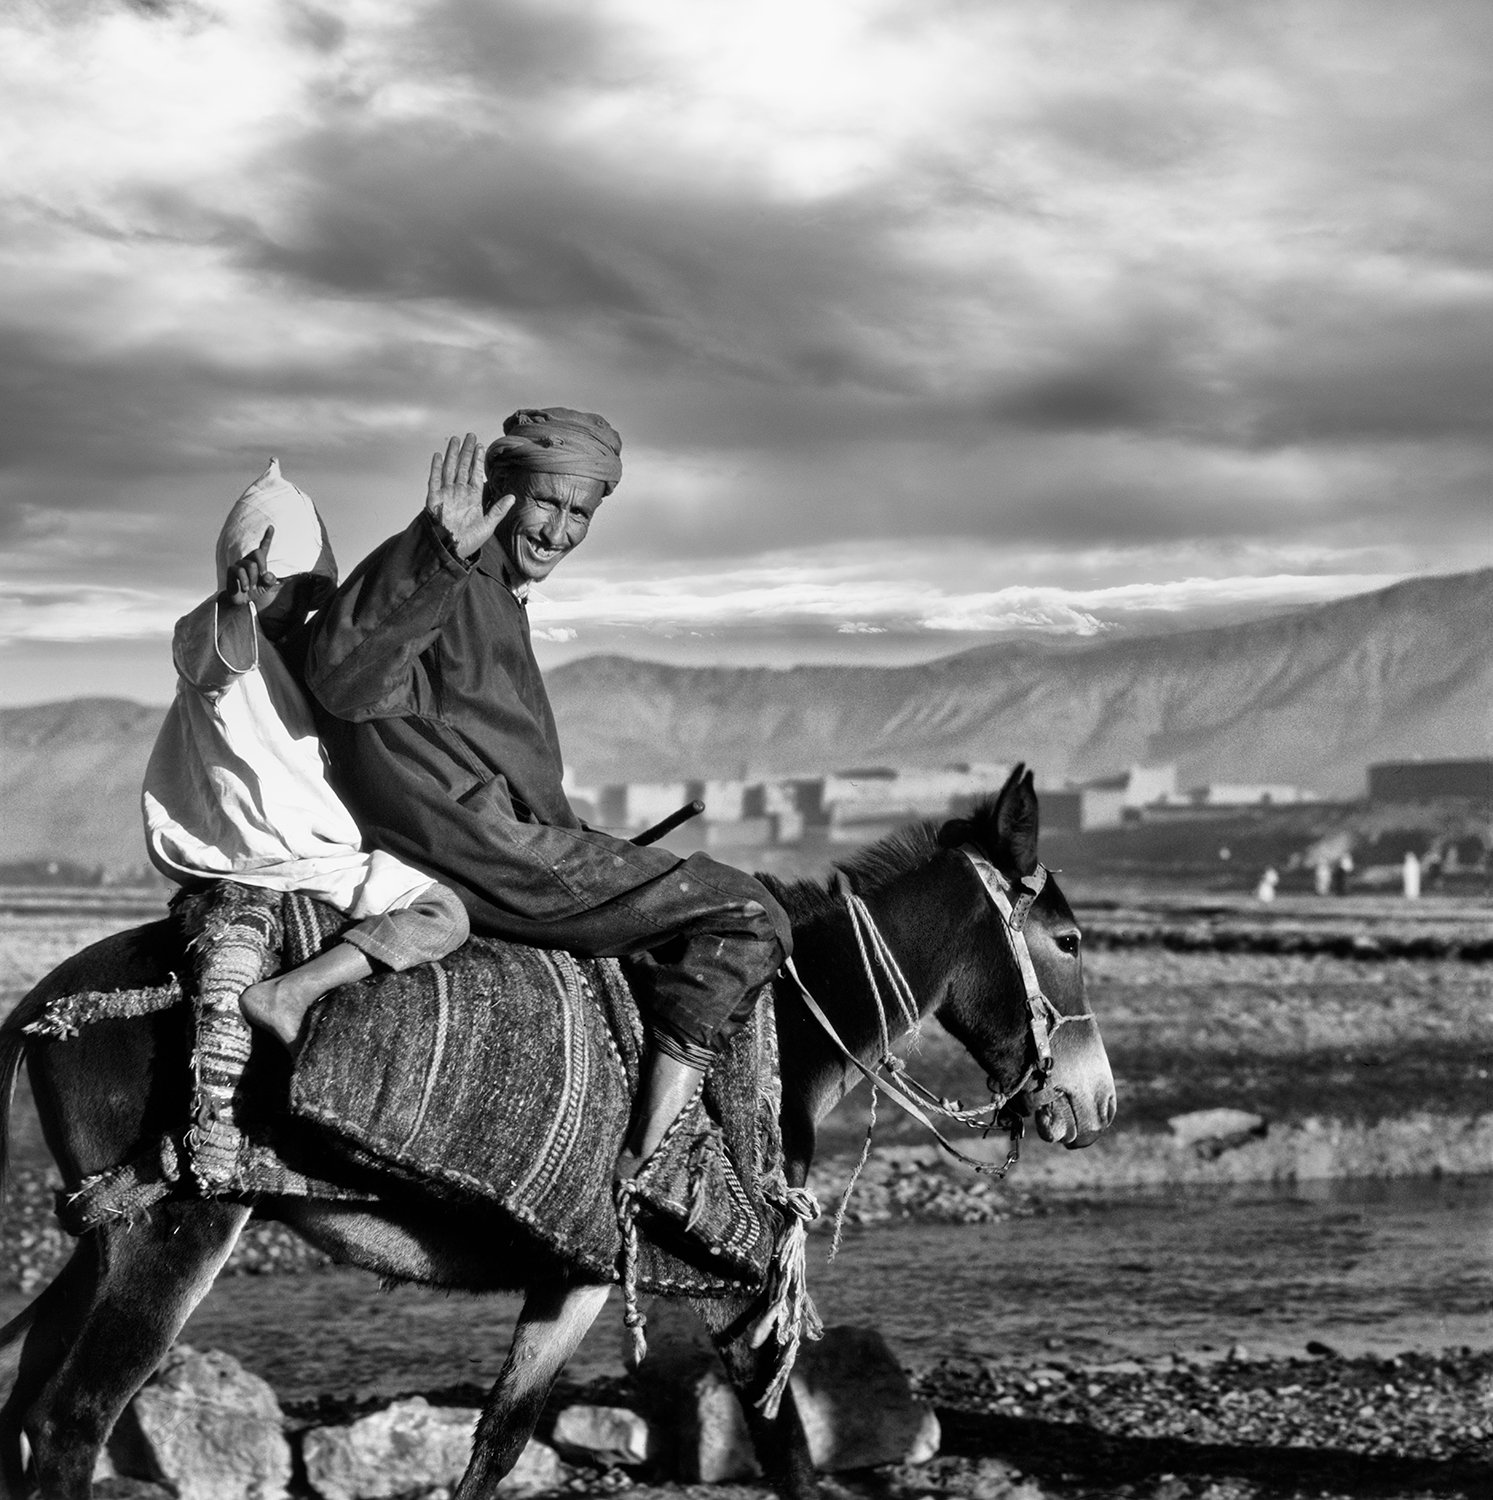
0,767,1114,1499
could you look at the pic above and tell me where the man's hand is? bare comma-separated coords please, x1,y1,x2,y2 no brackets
426,433,513,558
223,525,282,610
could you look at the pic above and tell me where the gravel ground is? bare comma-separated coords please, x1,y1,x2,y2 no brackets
300,1347,1493,1500
909,1347,1493,1499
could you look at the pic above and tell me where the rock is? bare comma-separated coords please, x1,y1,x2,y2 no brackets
550,1404,657,1466
1166,1108,1267,1157
637,1324,938,1481
95,1482,176,1500
112,1344,292,1500
940,1456,1042,1499
504,1437,565,1496
905,1405,941,1464
676,1366,761,1484
303,1398,560,1500
302,1399,471,1499
792,1327,940,1471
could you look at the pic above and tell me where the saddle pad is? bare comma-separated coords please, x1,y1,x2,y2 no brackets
288,935,780,1292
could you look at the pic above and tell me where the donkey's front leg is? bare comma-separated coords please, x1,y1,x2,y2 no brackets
696,1297,819,1500
454,1277,611,1500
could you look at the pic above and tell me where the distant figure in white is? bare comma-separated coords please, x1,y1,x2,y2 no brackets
1313,858,1333,897
1255,866,1279,903
1402,851,1422,900
141,459,469,1052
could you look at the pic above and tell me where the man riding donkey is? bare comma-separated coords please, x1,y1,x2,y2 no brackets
301,410,793,1191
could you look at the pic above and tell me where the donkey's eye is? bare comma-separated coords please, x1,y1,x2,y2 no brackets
1055,932,1081,956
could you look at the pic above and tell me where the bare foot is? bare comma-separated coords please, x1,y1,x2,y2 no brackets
239,978,312,1054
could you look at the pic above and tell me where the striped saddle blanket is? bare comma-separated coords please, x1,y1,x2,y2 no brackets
177,884,785,1295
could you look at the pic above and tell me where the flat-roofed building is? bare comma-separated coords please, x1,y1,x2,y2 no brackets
1368,759,1493,802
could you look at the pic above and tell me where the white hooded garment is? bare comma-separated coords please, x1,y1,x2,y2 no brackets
142,460,432,917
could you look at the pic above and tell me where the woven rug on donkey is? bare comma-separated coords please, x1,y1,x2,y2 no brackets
287,929,783,1295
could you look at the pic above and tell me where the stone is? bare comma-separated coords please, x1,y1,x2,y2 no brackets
113,1344,291,1500
675,1366,761,1485
302,1399,561,1500
550,1404,657,1466
791,1326,940,1472
503,1437,565,1496
637,1324,938,1481
905,1405,942,1464
302,1399,473,1499
1166,1108,1267,1156
95,1482,176,1500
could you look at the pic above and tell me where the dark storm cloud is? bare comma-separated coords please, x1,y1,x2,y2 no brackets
408,0,646,93
223,131,922,404
1240,300,1493,446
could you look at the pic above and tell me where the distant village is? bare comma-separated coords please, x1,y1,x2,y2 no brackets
7,758,1489,890
568,757,1493,857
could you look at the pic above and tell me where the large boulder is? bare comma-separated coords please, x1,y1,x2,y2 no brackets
111,1345,292,1500
302,1397,562,1500
634,1319,939,1482
791,1326,940,1472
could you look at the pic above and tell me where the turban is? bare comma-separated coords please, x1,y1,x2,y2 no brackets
484,407,623,495
215,458,336,587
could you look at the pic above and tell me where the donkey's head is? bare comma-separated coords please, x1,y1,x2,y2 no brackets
932,764,1116,1148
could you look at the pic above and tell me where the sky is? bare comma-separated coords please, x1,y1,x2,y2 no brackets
2,0,1491,705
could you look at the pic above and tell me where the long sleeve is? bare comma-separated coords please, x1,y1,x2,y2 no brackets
304,511,475,721
172,596,254,698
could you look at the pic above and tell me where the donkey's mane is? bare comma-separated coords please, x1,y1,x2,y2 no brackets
759,794,1005,928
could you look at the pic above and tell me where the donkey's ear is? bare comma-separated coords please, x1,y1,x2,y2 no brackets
994,764,1040,876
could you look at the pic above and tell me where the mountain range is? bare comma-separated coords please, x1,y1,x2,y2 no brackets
3,567,1488,874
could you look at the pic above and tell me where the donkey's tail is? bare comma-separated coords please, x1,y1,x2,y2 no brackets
0,1299,37,1356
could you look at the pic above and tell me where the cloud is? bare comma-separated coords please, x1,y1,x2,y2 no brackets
0,583,191,642
523,561,1402,643
0,0,1491,696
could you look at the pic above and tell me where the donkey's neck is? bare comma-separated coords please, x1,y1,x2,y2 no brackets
779,874,960,1122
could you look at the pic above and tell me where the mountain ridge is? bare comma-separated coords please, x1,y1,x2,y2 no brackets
2,567,1488,872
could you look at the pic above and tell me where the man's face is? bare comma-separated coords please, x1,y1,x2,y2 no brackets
489,470,606,585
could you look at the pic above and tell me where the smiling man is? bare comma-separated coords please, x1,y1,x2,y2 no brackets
303,409,791,1184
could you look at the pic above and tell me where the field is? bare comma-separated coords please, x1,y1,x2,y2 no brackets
1,887,1491,1499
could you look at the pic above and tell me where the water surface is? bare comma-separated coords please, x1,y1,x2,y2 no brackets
172,1174,1493,1402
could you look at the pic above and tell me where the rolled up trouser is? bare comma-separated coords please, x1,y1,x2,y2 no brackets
341,881,470,972
621,853,788,1068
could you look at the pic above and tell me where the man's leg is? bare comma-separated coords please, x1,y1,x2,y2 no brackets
615,858,788,1175
617,1049,707,1173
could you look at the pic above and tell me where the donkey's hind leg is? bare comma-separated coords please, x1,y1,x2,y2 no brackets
0,1238,100,1498
24,1198,249,1500
454,1277,613,1500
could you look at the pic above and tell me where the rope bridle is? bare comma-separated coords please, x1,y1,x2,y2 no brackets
782,845,1096,1183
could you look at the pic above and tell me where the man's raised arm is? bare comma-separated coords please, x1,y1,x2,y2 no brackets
305,434,512,720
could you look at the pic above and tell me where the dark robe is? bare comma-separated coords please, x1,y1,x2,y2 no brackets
303,511,788,1058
